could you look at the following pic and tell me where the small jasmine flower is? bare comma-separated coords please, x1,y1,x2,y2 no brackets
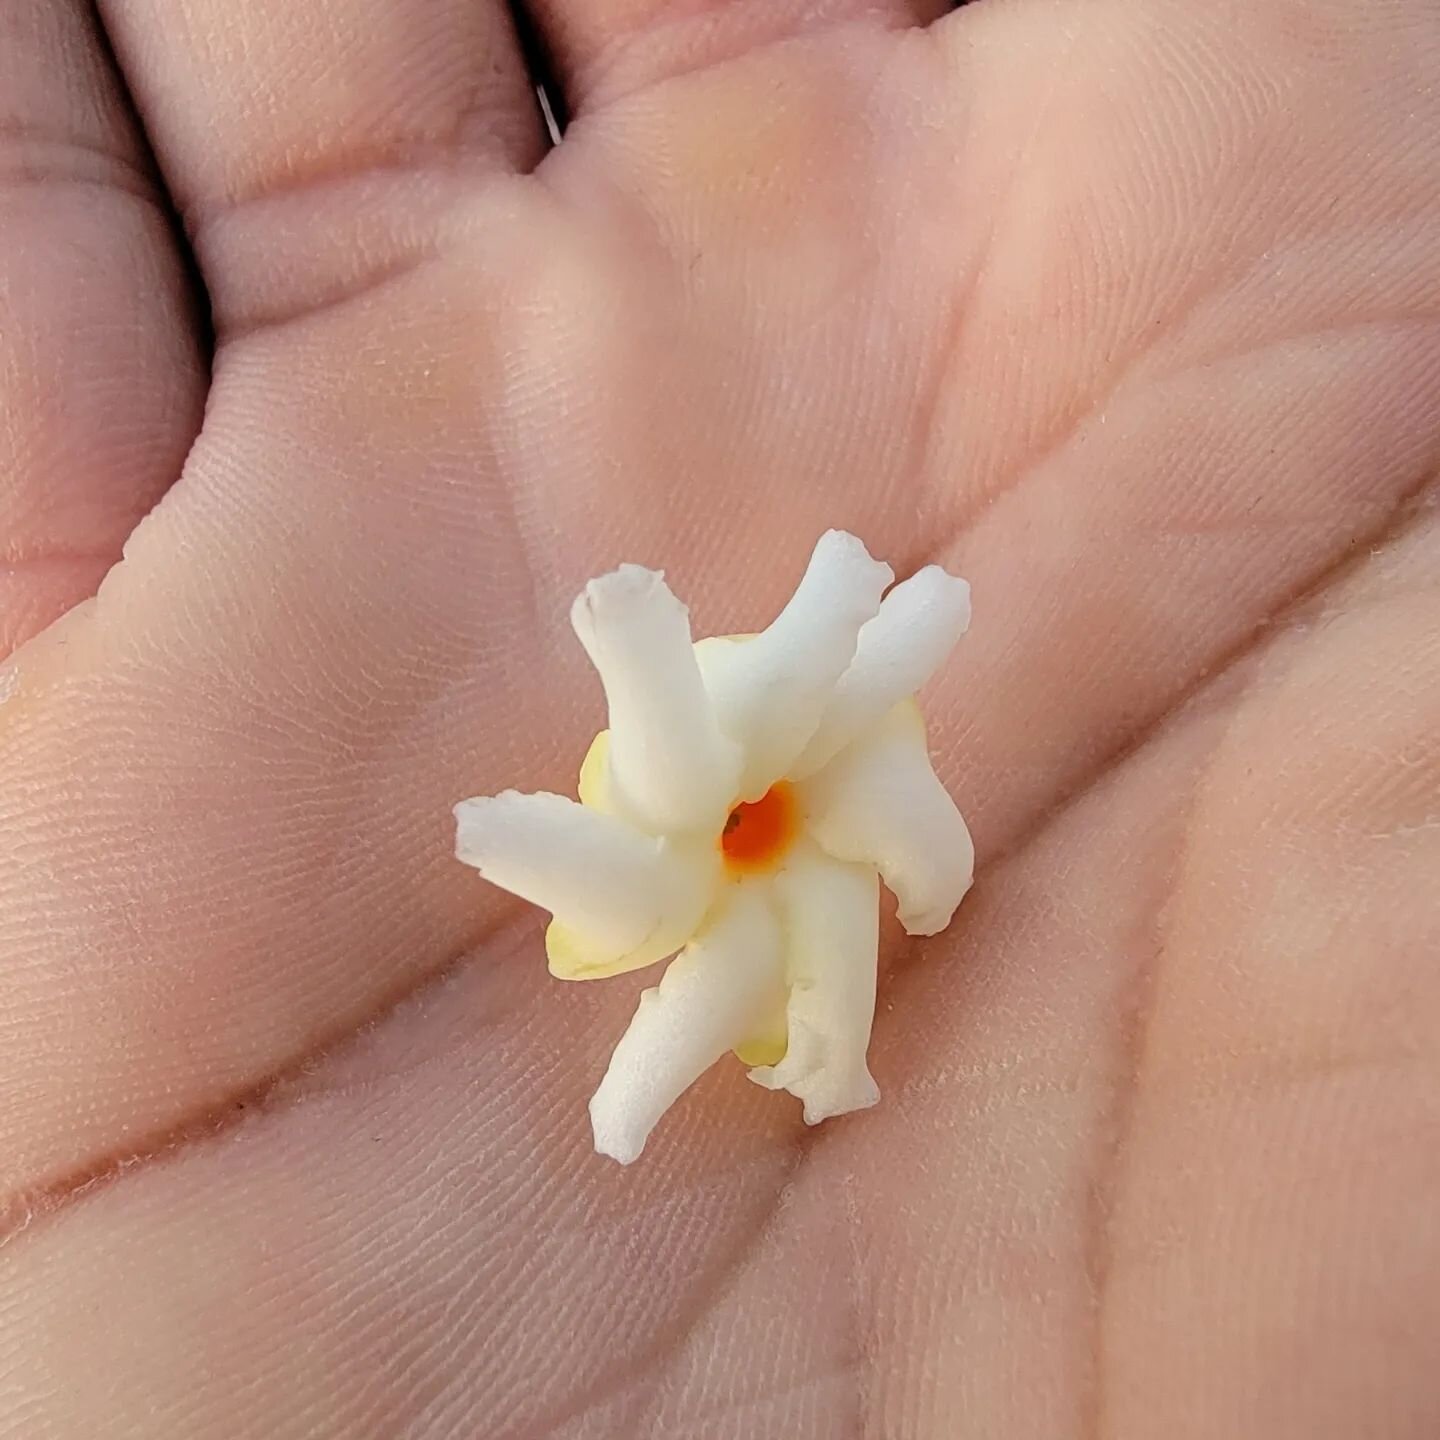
455,531,973,1163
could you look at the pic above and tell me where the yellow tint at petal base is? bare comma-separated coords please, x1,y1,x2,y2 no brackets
546,917,693,982
546,920,615,980
885,695,926,744
577,730,612,812
547,918,641,981
733,1000,788,1067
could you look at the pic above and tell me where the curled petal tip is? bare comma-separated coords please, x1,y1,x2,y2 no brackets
590,1104,644,1165
801,1071,881,1126
573,562,668,613
451,793,503,862
898,886,971,938
570,560,738,833
815,528,894,591
916,567,972,633
899,913,949,939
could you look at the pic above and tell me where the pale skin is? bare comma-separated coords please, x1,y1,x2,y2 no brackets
1,0,1438,1434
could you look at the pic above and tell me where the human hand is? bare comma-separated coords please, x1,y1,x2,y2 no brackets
2,0,1438,1434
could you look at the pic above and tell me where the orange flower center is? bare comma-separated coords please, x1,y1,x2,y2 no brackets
720,782,798,873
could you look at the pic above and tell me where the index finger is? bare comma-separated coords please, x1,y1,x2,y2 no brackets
0,0,202,655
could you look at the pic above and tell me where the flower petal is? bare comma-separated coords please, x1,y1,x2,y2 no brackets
792,565,970,778
697,530,892,800
589,884,784,1164
454,791,718,969
747,846,881,1124
732,996,788,1067
571,564,740,834
544,910,705,983
797,704,973,936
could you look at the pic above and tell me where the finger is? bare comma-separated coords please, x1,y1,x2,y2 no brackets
94,0,544,336
0,0,203,657
527,0,948,110
0,0,559,1193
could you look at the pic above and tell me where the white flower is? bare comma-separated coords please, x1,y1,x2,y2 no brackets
454,531,974,1164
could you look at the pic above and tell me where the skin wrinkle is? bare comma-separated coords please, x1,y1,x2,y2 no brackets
0,549,136,573
652,1357,866,1435
1170,1040,1432,1105
592,1364,819,1438
885,477,1440,999
572,3,916,111
1078,716,1223,1440
0,120,153,185
189,145,488,233
609,1164,878,1438
1143,314,1440,404
901,265,1365,587
0,903,529,1244
899,275,974,556
1083,33,1311,373
0,152,157,204
616,1163,864,1440
193,166,530,338
496,1145,811,1440
108,52,541,235
898,19,1083,553
218,245,443,345
911,311,1437,580
838,1170,875,1440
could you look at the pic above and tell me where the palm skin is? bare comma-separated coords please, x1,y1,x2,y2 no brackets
1,0,1438,1435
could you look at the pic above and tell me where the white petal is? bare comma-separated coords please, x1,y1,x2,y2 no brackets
454,791,716,962
697,530,892,800
748,846,881,1124
589,884,783,1164
792,565,970,778
571,565,740,834
798,704,973,936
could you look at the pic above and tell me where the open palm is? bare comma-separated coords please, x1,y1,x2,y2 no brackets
3,0,1438,1435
